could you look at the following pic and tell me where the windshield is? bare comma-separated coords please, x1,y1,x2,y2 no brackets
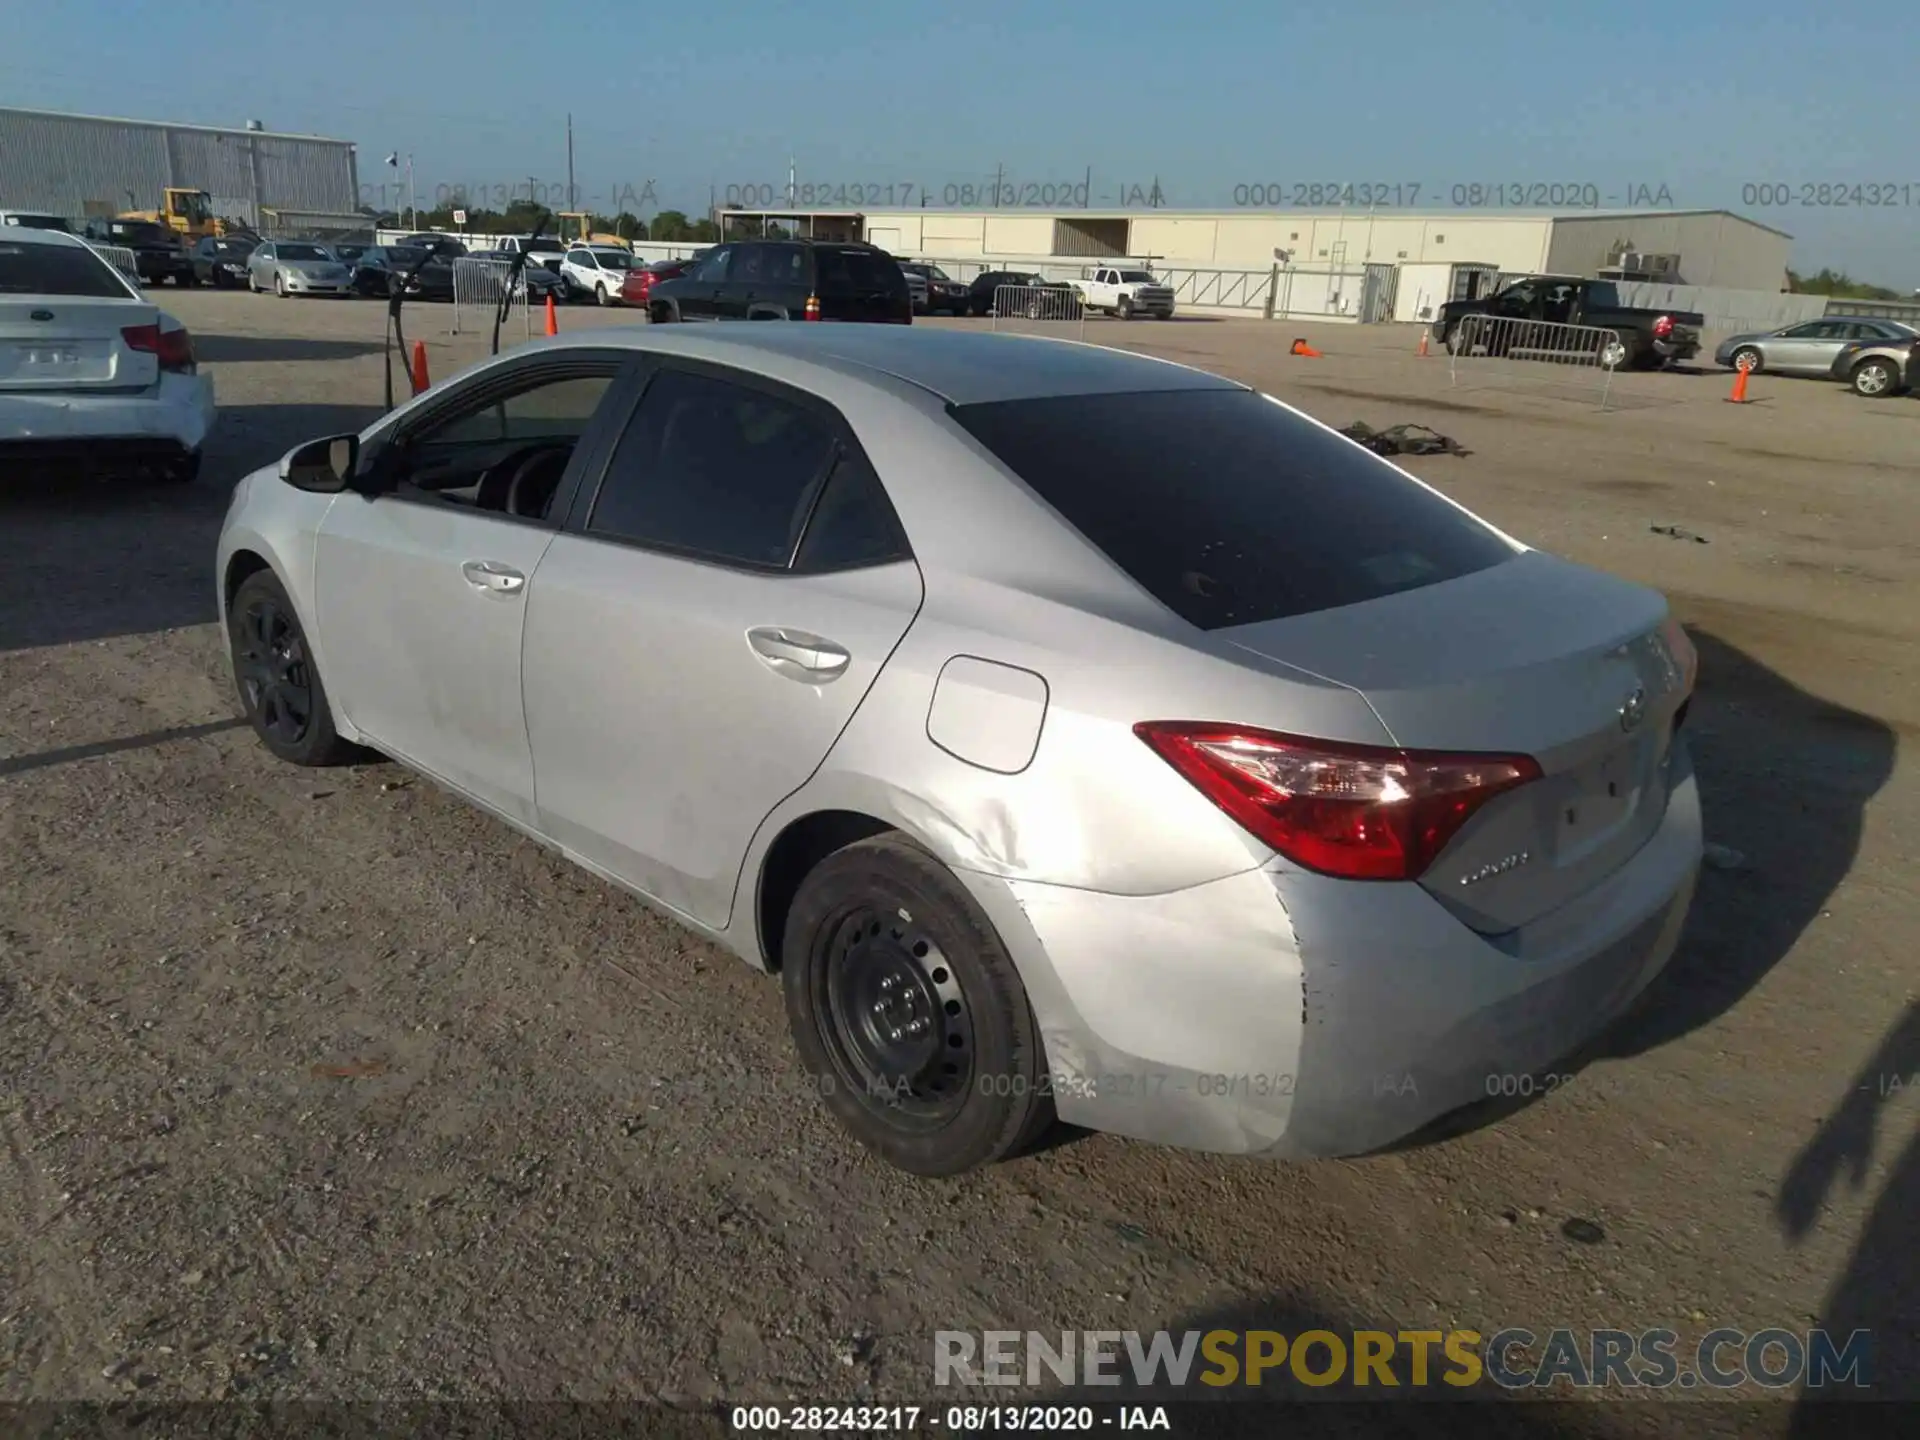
278,243,331,261
589,250,633,269
333,245,367,261
1118,270,1157,283
107,223,169,244
0,241,132,297
924,265,952,282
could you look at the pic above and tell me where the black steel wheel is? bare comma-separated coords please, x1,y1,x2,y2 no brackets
782,834,1054,1176
227,569,358,766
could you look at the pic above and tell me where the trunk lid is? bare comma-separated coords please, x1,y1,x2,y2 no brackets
0,296,157,392
1221,550,1692,932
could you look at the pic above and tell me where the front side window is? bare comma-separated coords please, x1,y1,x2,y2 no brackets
380,366,620,517
589,368,838,568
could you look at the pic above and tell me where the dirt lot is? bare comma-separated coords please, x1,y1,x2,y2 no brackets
2,292,1916,1436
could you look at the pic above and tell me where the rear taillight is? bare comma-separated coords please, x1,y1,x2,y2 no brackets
1134,721,1541,882
804,294,821,320
122,322,195,372
1652,315,1674,339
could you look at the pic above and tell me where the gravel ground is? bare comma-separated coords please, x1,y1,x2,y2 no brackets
2,293,1916,1438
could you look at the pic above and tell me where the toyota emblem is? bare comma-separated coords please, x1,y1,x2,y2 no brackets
1618,685,1648,733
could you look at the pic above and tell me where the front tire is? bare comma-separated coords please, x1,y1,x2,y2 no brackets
228,570,359,767
274,272,287,298
596,282,611,307
1731,346,1763,374
781,834,1054,1177
1115,296,1133,320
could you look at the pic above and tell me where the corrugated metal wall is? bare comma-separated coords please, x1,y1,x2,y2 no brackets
0,108,357,225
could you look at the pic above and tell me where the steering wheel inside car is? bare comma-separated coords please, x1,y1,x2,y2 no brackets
472,441,573,515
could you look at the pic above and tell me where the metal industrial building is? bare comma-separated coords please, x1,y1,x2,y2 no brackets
0,106,360,228
852,207,1792,294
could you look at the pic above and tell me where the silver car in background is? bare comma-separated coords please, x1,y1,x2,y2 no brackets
1714,315,1918,376
214,325,1702,1178
246,240,352,297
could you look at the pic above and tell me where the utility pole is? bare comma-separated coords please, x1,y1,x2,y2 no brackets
993,162,1004,208
566,114,576,213
1083,164,1092,210
406,155,417,229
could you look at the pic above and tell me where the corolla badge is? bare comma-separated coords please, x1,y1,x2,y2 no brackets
1461,851,1531,887
1618,685,1649,733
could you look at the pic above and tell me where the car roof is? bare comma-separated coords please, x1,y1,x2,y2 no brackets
0,226,89,249
555,322,1242,406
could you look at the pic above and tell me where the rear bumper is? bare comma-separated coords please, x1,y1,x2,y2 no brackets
959,740,1701,1158
0,372,216,470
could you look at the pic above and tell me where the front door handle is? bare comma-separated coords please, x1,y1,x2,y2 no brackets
462,559,526,595
747,626,850,683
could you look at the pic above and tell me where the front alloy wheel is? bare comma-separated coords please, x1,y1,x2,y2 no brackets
227,570,358,767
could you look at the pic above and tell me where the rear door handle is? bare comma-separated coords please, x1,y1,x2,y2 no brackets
747,626,850,682
461,559,526,595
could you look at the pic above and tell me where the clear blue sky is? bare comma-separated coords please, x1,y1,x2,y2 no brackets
4,0,1915,285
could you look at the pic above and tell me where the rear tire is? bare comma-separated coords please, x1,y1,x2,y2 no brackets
1851,357,1903,398
1731,346,1763,374
781,834,1055,1177
227,570,359,768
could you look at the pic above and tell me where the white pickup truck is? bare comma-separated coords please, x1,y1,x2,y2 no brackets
1075,264,1176,320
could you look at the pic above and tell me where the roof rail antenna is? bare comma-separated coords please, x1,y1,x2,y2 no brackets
496,210,553,358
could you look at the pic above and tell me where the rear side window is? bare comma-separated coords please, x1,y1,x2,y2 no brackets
949,389,1516,630
793,450,910,573
1583,280,1621,308
590,367,838,568
814,247,906,296
0,242,131,297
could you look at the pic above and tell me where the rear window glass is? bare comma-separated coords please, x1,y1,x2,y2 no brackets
948,389,1516,629
1583,280,1620,308
0,242,132,297
814,248,905,295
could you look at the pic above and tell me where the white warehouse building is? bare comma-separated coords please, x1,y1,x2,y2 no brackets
728,206,1794,325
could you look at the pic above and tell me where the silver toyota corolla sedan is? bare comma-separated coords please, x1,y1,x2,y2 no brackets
245,240,352,297
215,325,1702,1177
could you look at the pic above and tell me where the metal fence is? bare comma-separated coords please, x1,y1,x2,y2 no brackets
989,285,1087,338
450,258,533,340
1447,313,1622,410
85,242,141,289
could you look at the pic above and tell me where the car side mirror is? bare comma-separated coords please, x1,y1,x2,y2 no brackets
280,433,359,493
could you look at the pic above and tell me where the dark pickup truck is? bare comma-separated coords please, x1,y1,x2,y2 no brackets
82,219,198,286
1434,276,1703,370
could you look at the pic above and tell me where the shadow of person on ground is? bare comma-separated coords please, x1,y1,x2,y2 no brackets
1780,1000,1920,1428
0,403,381,652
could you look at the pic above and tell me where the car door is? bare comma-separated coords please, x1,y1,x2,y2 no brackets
522,358,924,929
312,349,639,827
1767,320,1840,374
250,242,274,285
673,245,732,319
720,243,764,318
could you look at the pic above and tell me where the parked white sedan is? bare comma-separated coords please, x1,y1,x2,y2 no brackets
1,227,214,483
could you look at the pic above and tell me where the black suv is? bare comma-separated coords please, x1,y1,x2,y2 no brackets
82,219,197,286
646,239,911,324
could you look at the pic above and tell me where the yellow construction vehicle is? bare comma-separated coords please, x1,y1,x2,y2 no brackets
117,188,241,242
557,211,633,248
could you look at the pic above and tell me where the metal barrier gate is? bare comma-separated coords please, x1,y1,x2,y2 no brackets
450,258,534,340
989,285,1087,339
1447,313,1622,410
86,243,141,289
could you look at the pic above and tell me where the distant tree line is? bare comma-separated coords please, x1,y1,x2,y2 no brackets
359,200,722,243
1786,268,1909,301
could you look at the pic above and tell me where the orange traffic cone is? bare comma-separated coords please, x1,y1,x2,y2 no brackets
545,294,558,337
1417,331,1430,358
1291,338,1323,358
410,340,430,395
1726,365,1749,404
